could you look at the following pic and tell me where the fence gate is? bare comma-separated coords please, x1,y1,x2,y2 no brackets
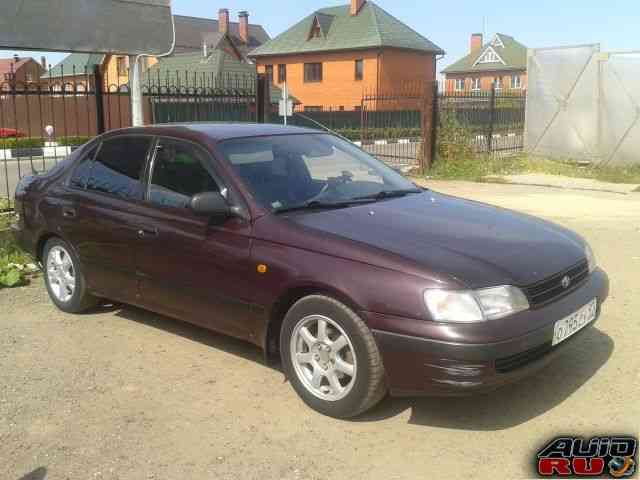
526,44,640,165
360,84,435,170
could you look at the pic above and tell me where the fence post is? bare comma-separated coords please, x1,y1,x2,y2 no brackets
430,81,439,166
421,82,435,172
256,73,270,123
94,65,105,134
487,82,496,154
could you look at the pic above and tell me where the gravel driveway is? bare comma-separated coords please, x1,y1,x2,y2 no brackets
2,182,639,480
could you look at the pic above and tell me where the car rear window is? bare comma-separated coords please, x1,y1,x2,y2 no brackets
86,136,152,201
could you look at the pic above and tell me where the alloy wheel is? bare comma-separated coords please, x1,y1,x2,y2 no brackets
290,314,357,401
46,245,76,303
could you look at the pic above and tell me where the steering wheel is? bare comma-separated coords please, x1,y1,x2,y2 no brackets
305,182,331,203
305,171,355,204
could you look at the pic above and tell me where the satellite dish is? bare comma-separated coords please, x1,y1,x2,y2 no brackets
0,0,174,56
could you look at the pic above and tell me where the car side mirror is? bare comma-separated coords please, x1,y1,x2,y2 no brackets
190,191,230,220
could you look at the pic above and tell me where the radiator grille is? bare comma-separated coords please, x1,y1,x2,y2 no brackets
523,260,589,308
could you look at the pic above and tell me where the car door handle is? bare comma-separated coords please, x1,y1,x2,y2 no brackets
62,207,76,218
137,227,158,238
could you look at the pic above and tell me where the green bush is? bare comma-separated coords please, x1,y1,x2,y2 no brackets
0,137,45,149
57,136,91,146
0,136,91,149
334,127,422,141
435,111,475,162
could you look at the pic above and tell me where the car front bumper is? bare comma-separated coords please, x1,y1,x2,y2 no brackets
366,268,609,396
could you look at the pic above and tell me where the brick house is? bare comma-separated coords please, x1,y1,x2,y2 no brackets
0,55,45,88
249,0,444,110
40,54,104,92
41,10,270,90
442,33,527,93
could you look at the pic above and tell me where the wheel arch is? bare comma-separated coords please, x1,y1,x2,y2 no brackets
35,231,60,263
264,283,363,363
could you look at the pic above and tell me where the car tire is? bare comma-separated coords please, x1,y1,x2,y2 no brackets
280,295,387,418
42,237,99,313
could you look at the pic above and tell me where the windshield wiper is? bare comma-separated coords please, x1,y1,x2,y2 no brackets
353,188,423,201
274,199,376,214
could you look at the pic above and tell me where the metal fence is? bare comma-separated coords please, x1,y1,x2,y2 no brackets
526,44,640,165
437,86,526,157
0,65,261,209
270,82,525,167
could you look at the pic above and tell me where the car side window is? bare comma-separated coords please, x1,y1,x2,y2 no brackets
86,136,152,201
148,138,219,209
69,144,98,189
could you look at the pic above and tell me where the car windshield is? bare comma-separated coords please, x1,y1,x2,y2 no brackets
218,133,420,212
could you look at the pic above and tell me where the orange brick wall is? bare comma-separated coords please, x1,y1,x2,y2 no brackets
256,50,380,110
102,55,159,89
378,49,435,91
444,71,527,93
256,49,437,110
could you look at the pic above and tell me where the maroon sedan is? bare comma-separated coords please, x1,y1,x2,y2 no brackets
12,124,609,418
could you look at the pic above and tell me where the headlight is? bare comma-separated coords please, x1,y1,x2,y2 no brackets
585,243,596,273
424,286,530,323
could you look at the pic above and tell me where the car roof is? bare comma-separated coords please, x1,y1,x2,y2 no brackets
105,123,323,143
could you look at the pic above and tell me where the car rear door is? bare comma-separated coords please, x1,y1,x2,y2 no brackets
133,136,254,340
62,135,155,303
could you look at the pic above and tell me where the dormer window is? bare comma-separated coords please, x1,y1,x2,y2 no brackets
474,47,505,66
309,17,322,39
307,13,333,40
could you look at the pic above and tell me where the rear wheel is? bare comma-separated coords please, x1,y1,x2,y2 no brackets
280,295,386,418
43,237,99,313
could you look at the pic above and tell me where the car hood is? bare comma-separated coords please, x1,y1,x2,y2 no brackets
285,191,586,288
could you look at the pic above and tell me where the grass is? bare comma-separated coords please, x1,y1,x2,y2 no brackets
0,215,12,230
425,155,640,185
0,224,35,288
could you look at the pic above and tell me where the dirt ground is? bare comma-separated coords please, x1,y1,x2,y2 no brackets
2,182,639,480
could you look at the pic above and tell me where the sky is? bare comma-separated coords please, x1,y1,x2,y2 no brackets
1,0,638,76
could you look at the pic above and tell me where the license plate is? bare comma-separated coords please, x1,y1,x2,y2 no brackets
552,299,597,346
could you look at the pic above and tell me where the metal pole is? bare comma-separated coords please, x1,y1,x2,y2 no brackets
283,81,288,126
129,55,143,127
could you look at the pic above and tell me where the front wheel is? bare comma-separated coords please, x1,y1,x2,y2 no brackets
280,295,386,418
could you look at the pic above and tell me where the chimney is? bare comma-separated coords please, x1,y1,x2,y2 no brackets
470,33,483,54
218,8,229,35
350,0,365,16
41,56,47,70
239,11,249,44
13,54,20,63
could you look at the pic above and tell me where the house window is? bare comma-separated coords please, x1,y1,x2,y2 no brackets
304,106,322,112
454,78,464,92
25,72,34,82
116,56,128,76
472,78,481,91
494,77,502,90
304,63,323,83
354,106,362,111
355,59,363,81
511,75,522,89
278,64,286,83
4,73,15,81
265,65,274,83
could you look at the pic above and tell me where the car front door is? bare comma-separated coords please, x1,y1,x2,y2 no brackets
62,135,154,303
134,136,254,340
